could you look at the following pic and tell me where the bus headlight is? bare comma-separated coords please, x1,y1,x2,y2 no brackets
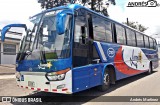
57,74,65,80
46,68,70,81
47,75,58,81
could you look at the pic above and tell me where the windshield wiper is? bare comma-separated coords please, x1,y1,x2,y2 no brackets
38,27,47,64
28,24,36,48
40,50,47,64
17,25,36,62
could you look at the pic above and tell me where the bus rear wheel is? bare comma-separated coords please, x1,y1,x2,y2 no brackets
146,62,153,75
98,70,110,92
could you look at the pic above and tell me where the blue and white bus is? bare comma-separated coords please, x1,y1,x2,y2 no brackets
1,4,159,94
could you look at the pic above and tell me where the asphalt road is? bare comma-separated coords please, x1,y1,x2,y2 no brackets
0,66,160,105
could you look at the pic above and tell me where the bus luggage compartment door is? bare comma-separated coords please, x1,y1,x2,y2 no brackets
89,64,101,87
72,66,90,93
72,64,101,93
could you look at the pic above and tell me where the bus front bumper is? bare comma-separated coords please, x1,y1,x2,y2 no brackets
15,71,72,94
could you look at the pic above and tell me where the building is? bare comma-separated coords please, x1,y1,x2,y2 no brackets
0,30,22,64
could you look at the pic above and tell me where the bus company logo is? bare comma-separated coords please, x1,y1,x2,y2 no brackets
107,48,115,58
38,62,52,69
127,0,160,7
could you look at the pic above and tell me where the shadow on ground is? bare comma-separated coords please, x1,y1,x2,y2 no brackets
11,71,157,105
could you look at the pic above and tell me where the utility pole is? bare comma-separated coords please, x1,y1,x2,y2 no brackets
91,0,94,10
127,18,129,26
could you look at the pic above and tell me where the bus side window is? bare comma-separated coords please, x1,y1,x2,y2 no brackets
93,46,99,59
92,16,106,42
136,33,144,48
115,24,126,45
144,35,149,48
126,28,136,47
153,39,157,50
74,17,87,43
104,21,112,43
149,38,154,49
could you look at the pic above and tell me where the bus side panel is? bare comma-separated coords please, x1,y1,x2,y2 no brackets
152,60,159,69
95,42,150,80
114,46,150,80
142,49,159,69
113,46,148,80
72,64,102,93
89,64,102,87
94,42,130,80
72,66,90,93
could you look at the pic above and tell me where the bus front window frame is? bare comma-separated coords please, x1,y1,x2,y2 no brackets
18,10,73,61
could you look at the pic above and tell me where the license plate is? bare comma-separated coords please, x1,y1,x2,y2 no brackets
28,81,35,87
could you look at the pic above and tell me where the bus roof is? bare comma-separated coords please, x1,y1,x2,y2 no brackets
32,4,155,40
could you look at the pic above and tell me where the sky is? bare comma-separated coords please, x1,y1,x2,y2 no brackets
0,0,160,41
0,0,41,30
108,0,160,41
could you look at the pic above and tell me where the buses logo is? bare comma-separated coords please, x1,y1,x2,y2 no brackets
38,62,52,69
107,48,115,58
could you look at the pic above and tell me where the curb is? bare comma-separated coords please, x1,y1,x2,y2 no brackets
0,73,15,75
0,64,15,68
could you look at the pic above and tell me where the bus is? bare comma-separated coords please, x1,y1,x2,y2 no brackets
1,4,159,94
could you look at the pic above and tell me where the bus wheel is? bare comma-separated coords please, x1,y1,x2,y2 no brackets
147,62,152,75
98,70,110,92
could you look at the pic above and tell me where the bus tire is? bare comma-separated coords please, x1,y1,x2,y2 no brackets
98,69,110,92
147,62,153,75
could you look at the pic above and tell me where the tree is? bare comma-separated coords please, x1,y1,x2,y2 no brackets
37,0,116,16
123,20,148,32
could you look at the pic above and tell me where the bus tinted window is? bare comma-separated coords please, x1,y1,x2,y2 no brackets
144,35,149,48
93,45,100,59
105,21,112,42
74,13,87,43
153,39,157,50
126,28,136,46
92,16,106,41
136,33,144,47
149,38,154,49
115,24,126,45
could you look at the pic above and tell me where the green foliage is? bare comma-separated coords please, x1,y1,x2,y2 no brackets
123,21,148,32
37,0,116,16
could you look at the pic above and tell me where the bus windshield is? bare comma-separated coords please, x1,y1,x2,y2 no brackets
38,11,72,59
19,14,41,53
18,10,72,61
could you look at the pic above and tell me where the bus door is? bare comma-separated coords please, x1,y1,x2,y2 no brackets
72,10,101,92
87,13,102,87
72,9,90,92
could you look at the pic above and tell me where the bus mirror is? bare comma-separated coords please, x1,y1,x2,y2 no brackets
1,24,27,42
56,12,67,35
56,9,73,35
